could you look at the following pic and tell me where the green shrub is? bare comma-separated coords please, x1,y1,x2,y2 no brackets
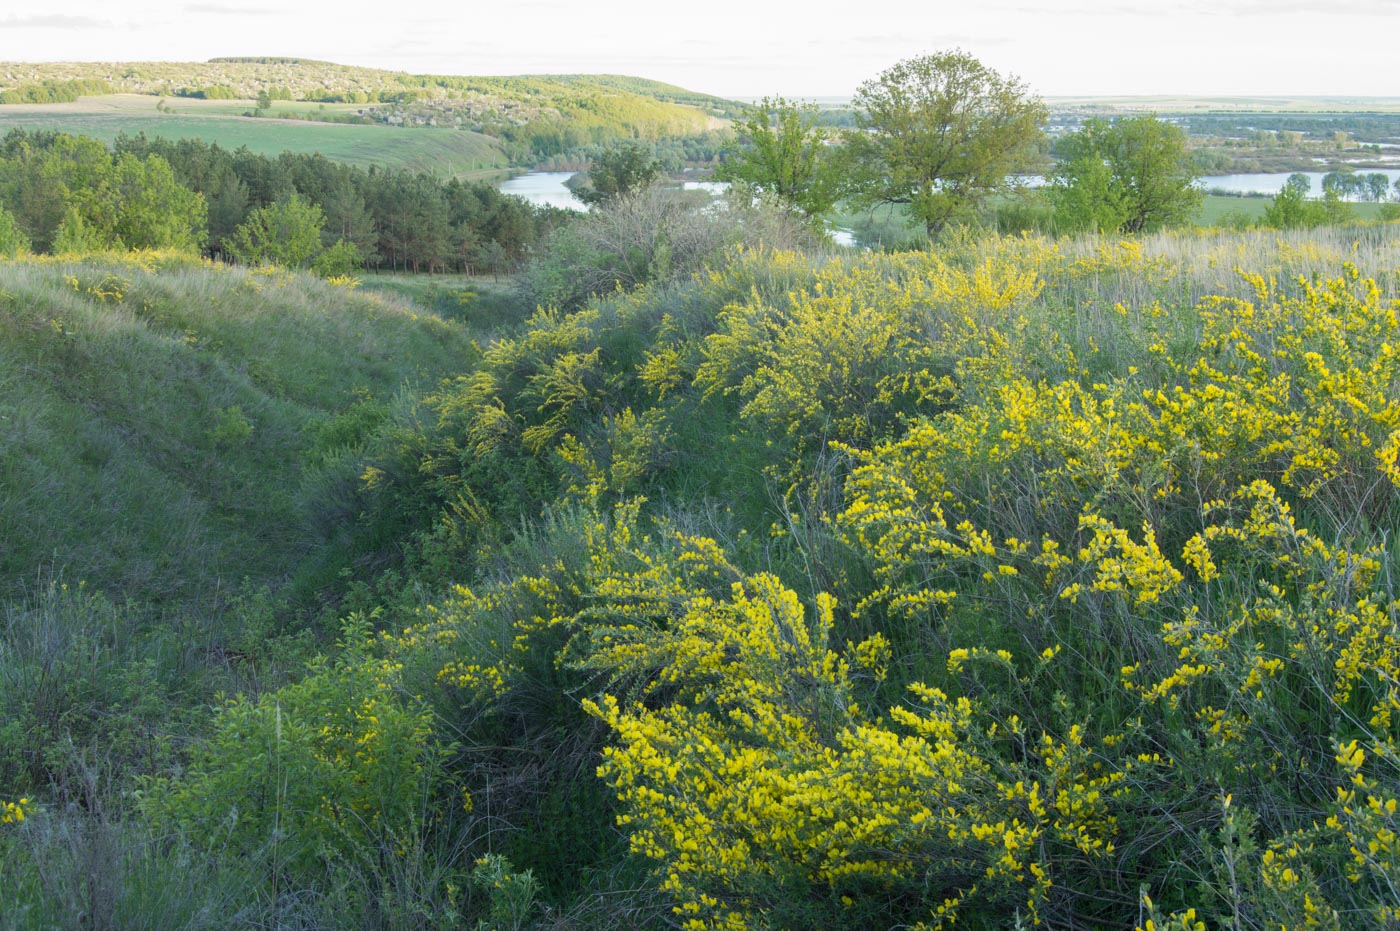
145,617,451,881
0,206,29,258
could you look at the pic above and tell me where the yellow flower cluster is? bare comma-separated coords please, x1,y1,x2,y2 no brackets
1,796,31,825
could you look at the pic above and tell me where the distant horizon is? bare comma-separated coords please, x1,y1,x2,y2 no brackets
6,57,1400,112
1,0,1395,100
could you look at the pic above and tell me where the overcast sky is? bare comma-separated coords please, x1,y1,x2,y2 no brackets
1,0,1396,99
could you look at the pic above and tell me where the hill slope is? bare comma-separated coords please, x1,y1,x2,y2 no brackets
0,96,510,176
0,61,739,163
0,254,477,605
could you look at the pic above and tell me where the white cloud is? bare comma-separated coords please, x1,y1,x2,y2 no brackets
0,13,112,29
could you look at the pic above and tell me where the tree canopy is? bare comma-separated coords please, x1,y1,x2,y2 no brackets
0,129,561,272
0,135,206,253
226,194,326,268
844,50,1046,238
1050,115,1201,234
716,96,839,218
576,144,663,206
0,204,27,257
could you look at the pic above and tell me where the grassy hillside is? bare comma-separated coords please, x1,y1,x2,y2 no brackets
546,74,746,118
0,252,477,606
4,218,1399,928
0,95,510,176
0,61,737,164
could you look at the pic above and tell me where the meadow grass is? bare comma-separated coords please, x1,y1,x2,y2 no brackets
1198,191,1391,225
0,254,475,604
357,272,531,336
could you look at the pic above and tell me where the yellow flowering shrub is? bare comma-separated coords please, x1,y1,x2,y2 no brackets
579,559,1055,929
363,233,1400,927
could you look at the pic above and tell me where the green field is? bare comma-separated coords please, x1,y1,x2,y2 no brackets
1197,192,1390,225
0,95,509,177
829,192,1395,245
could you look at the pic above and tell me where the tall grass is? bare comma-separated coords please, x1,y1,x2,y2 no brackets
0,254,475,604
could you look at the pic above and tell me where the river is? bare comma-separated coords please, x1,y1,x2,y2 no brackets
502,167,1400,221
1198,169,1400,196
497,171,588,211
497,171,855,246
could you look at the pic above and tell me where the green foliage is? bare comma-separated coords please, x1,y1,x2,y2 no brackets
1051,115,1202,234
469,854,539,931
844,50,1047,238
50,207,109,253
211,405,254,447
348,228,1400,928
310,238,363,278
0,583,181,794
145,616,449,881
0,135,205,253
227,193,326,267
175,84,238,100
1263,174,1357,229
0,127,556,270
521,186,816,310
716,96,839,217
102,152,208,251
9,127,1400,929
1322,168,1357,199
0,78,110,105
1048,147,1126,234
576,143,663,206
0,204,28,256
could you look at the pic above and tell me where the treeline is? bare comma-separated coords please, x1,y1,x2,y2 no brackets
533,130,729,172
172,84,242,100
0,132,205,254
0,129,569,272
208,56,336,66
0,78,111,105
373,76,717,162
1179,111,1400,144
539,74,747,119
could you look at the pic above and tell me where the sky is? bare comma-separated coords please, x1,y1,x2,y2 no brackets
1,0,1397,99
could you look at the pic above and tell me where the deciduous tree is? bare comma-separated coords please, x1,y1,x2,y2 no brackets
1050,115,1201,234
844,50,1046,238
717,96,838,218
0,204,28,257
1322,168,1357,201
1365,172,1390,203
227,194,325,267
576,144,662,207
1264,172,1319,229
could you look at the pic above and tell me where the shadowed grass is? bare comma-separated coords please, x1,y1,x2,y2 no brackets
0,253,476,605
